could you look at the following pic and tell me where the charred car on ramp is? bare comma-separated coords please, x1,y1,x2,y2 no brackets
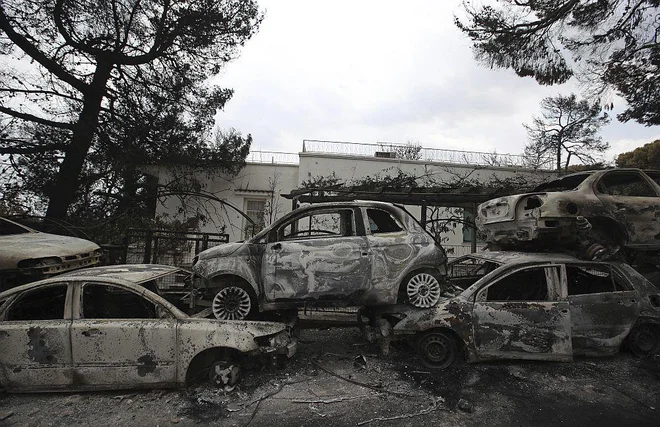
0,217,100,290
382,252,660,368
0,264,297,393
476,169,660,259
193,201,448,320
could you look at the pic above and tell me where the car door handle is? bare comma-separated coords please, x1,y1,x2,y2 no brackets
272,243,282,251
81,328,102,337
560,309,569,314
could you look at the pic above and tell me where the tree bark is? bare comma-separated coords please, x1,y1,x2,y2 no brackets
45,60,112,220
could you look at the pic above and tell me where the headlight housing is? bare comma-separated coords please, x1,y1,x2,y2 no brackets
17,257,62,269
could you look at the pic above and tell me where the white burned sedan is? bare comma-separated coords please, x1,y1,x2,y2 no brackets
0,265,297,393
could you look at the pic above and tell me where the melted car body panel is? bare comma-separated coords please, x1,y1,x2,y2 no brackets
70,319,178,388
472,301,573,361
0,321,73,392
263,237,370,302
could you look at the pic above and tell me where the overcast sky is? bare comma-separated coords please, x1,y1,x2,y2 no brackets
211,0,660,163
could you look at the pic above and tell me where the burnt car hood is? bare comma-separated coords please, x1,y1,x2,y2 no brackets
393,296,468,333
197,241,247,260
1,232,100,268
62,264,181,284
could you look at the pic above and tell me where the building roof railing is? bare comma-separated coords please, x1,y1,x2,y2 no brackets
246,151,299,164
302,139,555,170
246,140,556,170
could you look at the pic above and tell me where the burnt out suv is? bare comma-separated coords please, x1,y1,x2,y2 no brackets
193,201,447,320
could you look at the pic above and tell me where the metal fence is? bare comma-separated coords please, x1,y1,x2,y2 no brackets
303,139,555,170
443,244,486,260
122,228,229,268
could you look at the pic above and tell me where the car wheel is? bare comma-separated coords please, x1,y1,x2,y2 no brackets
627,324,660,357
212,285,254,320
406,271,442,308
417,330,457,369
208,359,242,389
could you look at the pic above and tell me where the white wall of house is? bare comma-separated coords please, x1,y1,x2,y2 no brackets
153,149,556,251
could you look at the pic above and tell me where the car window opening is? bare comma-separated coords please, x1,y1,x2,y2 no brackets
449,258,499,289
280,210,354,240
5,284,67,321
0,218,31,236
485,268,549,301
597,172,656,197
367,209,403,234
83,284,156,319
533,174,590,192
566,265,631,295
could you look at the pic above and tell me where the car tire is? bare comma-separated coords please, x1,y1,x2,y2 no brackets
627,324,660,357
417,330,458,369
211,283,255,320
404,270,443,308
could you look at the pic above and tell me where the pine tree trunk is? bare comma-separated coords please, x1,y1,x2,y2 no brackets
45,61,112,220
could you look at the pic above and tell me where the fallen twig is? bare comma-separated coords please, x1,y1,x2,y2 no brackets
292,394,370,404
357,398,448,425
236,378,310,427
312,360,425,400
322,352,353,359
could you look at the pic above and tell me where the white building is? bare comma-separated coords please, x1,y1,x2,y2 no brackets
152,140,556,258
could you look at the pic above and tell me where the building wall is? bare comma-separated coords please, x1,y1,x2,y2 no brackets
151,163,299,242
153,152,556,246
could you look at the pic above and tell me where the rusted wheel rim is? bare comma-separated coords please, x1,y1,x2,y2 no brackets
419,333,454,368
407,273,441,308
208,360,241,388
629,325,659,356
212,286,251,320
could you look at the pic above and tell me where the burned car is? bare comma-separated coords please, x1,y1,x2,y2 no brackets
193,201,447,320
0,217,100,289
0,264,297,393
476,169,660,259
383,252,660,368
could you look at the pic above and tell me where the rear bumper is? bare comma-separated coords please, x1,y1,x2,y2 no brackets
480,217,576,244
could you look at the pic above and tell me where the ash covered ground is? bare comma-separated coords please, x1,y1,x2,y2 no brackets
1,326,658,427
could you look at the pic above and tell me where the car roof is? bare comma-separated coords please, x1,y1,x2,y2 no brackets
460,251,587,265
533,168,660,192
60,264,183,283
295,200,401,210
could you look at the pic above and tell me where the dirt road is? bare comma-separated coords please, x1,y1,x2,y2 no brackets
1,327,658,426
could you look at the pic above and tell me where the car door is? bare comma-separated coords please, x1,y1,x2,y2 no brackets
262,207,371,302
471,264,573,361
594,170,660,247
565,263,640,354
363,207,414,296
69,282,177,389
0,282,73,391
